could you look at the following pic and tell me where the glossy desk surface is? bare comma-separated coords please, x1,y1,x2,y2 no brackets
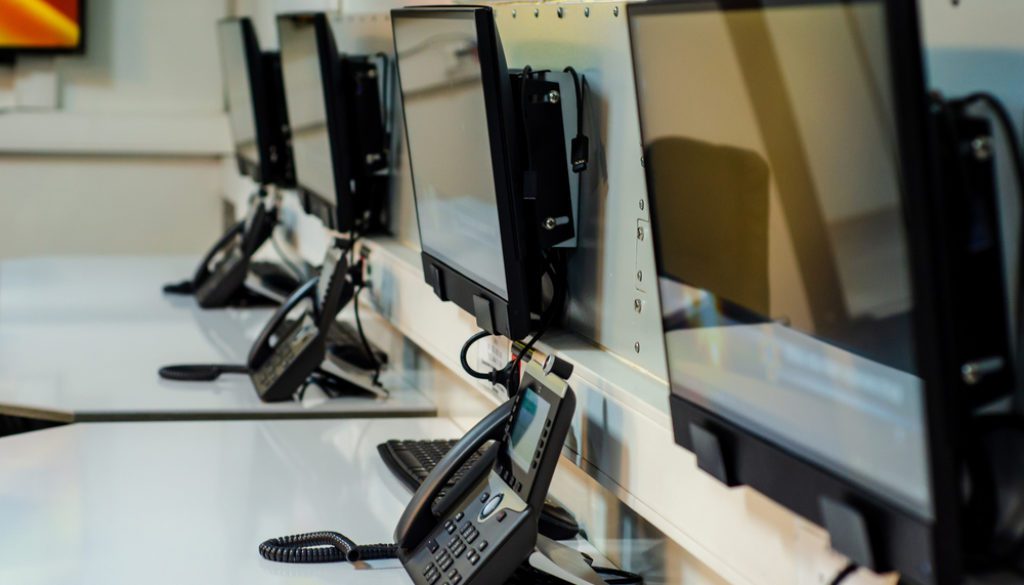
0,256,436,422
0,255,200,322
0,418,465,585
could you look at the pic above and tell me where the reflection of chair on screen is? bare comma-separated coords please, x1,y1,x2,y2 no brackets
646,136,770,319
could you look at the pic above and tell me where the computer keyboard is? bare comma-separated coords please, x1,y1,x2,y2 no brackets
379,439,484,499
378,439,580,540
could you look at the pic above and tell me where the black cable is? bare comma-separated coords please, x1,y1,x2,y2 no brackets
520,65,535,174
563,66,589,173
158,364,248,382
258,531,396,564
563,66,584,137
353,285,382,385
829,561,858,585
460,330,496,381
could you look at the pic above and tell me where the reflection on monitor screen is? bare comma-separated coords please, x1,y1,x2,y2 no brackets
279,17,337,206
394,13,509,299
218,21,260,169
632,1,931,519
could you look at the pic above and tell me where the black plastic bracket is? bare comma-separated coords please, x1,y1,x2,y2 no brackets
820,496,877,571
689,423,737,487
473,295,495,333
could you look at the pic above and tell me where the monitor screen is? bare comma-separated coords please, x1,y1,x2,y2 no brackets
632,1,931,519
218,20,260,171
509,387,551,471
279,16,338,206
0,0,83,52
394,12,509,299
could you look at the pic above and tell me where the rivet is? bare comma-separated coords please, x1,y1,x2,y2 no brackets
636,270,643,282
634,342,641,354
512,9,517,18
584,7,590,17
534,8,540,18
614,6,620,17
557,7,564,18
634,299,642,313
639,200,645,211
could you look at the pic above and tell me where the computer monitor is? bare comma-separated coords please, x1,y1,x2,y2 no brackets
217,17,295,188
392,6,537,341
277,13,389,233
0,0,84,58
630,1,962,582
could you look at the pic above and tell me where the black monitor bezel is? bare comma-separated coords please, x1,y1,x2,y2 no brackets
276,12,360,232
392,6,533,341
628,1,963,583
219,17,294,189
0,0,86,58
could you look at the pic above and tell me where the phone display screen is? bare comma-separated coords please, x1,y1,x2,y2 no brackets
509,388,551,471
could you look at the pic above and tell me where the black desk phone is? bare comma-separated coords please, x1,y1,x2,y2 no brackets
259,356,629,585
164,190,282,308
396,358,576,585
160,242,384,403
248,244,352,402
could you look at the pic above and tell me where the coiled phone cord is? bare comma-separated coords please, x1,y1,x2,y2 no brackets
258,531,396,563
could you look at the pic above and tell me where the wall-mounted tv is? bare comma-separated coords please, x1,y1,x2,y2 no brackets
0,0,85,56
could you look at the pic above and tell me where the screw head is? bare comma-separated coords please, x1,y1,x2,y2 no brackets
614,6,620,17
512,8,517,18
634,299,642,313
543,217,557,230
634,342,641,353
557,7,564,18
636,270,643,282
639,199,645,211
546,90,560,104
637,226,645,241
584,7,590,17
972,136,993,161
534,8,540,17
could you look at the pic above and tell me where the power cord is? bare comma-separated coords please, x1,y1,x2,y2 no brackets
353,284,383,385
563,66,589,173
258,531,396,563
459,252,568,393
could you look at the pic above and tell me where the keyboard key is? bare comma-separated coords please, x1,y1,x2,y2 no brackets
478,541,488,552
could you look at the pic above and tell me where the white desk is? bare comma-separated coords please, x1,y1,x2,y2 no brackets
0,256,436,422
0,310,436,422
0,255,200,323
0,418,466,585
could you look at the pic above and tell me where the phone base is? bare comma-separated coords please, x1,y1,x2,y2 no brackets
309,368,384,399
527,536,605,585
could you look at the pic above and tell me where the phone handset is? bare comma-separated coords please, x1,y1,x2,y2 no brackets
241,196,278,256
394,401,513,553
189,219,245,288
247,275,319,369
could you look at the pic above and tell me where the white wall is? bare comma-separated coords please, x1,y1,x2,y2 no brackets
0,0,232,260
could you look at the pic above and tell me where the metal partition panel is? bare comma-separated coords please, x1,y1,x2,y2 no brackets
494,2,668,380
